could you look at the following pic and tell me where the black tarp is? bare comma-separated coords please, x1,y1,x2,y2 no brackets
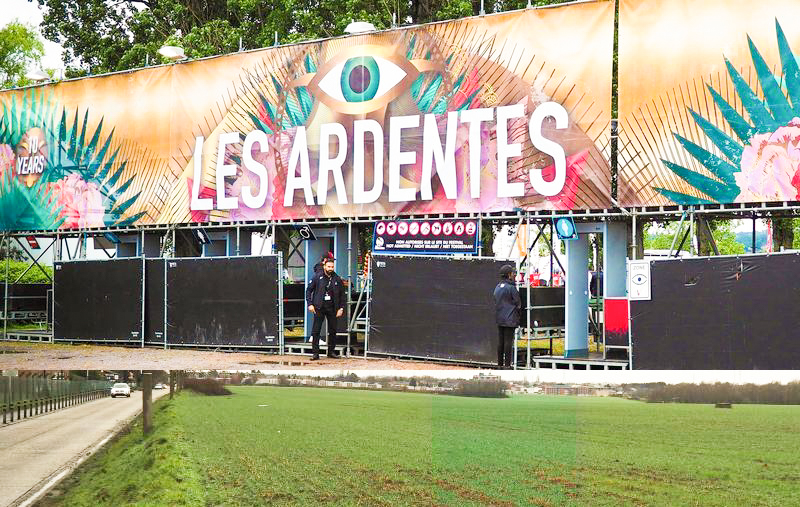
520,287,565,328
630,253,800,369
283,282,305,321
53,259,143,342
369,255,504,364
144,259,165,343
166,256,280,347
1,283,49,313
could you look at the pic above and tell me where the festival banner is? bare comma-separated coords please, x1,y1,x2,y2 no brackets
0,2,613,231
617,0,800,206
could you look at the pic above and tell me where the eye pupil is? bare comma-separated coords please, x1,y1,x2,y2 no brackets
349,65,371,94
341,56,380,102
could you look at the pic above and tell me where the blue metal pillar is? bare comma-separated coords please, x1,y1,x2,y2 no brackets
603,221,628,298
565,232,589,358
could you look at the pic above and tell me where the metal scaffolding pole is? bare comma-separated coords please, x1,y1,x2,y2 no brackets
3,234,8,341
347,220,353,357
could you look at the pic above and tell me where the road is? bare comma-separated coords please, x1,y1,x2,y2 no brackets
0,389,168,507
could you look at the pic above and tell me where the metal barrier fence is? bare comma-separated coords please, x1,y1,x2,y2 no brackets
1,376,112,424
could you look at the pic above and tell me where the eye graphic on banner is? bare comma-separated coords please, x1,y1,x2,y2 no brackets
316,55,409,107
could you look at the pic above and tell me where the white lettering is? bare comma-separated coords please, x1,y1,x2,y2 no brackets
283,126,315,206
190,136,213,211
388,114,419,202
528,102,568,197
496,104,525,198
353,119,383,204
216,132,240,210
420,112,458,200
459,108,494,198
241,130,270,209
317,122,349,205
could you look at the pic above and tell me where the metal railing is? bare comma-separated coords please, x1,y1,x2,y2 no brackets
1,376,112,425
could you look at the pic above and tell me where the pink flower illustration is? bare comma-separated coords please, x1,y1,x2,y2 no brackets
47,173,105,228
0,144,14,181
735,118,800,202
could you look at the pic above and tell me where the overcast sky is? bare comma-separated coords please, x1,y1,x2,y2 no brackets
2,0,64,73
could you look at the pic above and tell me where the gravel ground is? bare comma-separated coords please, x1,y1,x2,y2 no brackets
0,342,471,370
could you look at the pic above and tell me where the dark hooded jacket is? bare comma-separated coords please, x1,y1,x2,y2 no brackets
493,278,521,327
306,270,346,312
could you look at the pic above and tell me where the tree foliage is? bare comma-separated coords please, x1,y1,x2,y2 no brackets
0,21,45,88
644,219,745,256
36,0,572,77
646,382,800,405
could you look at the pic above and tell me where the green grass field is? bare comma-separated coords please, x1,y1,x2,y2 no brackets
45,387,800,507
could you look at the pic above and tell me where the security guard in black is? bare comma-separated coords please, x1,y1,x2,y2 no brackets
306,259,345,360
494,265,521,368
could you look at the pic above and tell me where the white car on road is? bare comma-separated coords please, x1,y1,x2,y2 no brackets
110,383,131,398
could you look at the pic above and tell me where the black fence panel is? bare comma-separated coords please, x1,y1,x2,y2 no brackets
283,282,305,321
53,259,143,342
144,259,165,343
369,255,505,364
631,253,800,369
520,287,565,328
0,283,49,313
166,257,280,347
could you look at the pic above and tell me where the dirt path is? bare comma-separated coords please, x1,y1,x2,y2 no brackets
0,342,469,370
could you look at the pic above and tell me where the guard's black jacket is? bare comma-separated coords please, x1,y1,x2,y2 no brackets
493,280,521,327
306,271,346,311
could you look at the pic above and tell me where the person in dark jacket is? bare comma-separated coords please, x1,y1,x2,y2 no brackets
493,264,521,369
306,258,346,360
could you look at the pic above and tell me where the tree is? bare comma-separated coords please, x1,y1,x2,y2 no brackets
772,217,794,251
645,219,744,256
0,21,44,88
37,0,574,77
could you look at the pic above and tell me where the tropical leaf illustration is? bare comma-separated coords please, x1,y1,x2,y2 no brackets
657,20,799,204
0,89,145,230
0,170,63,230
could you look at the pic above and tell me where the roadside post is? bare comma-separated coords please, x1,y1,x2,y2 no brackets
142,373,153,434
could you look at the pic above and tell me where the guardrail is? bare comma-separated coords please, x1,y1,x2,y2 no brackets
1,377,112,425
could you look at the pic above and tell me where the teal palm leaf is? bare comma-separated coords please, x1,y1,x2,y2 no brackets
658,20,799,204
0,90,143,230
